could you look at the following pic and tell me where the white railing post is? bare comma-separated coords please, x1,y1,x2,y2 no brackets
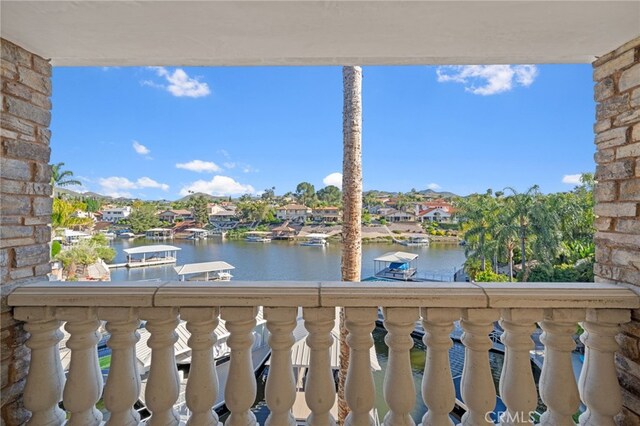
59,307,103,426
460,308,500,426
499,308,542,426
182,307,221,426
382,307,419,426
538,309,584,426
420,308,460,426
264,307,298,426
142,307,181,426
303,307,337,426
578,309,630,426
344,307,378,426
15,307,66,426
101,308,141,426
221,306,259,426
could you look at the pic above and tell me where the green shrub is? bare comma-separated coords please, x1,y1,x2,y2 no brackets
51,240,62,258
552,264,579,282
475,269,508,282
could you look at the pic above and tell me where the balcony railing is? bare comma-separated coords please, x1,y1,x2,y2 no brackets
8,281,639,426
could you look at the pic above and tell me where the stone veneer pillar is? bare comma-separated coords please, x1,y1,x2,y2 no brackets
592,36,640,425
1,38,53,425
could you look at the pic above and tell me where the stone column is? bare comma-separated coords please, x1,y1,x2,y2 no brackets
592,35,640,424
1,38,53,426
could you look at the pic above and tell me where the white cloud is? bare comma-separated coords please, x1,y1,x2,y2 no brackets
132,140,150,155
179,176,255,196
98,176,169,197
223,162,236,169
426,183,441,191
176,160,222,173
562,174,582,185
146,67,211,98
136,177,169,191
323,172,343,189
436,65,538,95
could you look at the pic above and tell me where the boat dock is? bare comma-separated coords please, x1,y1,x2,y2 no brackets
117,245,182,268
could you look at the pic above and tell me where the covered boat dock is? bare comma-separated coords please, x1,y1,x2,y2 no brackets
145,228,174,240
174,261,235,281
374,251,419,281
123,245,181,268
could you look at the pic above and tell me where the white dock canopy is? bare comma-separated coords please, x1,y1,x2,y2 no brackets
174,261,235,276
123,245,181,255
303,233,329,239
374,251,419,263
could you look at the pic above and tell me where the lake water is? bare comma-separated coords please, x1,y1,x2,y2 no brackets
108,238,466,282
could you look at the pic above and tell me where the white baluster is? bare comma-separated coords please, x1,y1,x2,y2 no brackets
539,309,584,426
15,307,65,426
221,307,258,426
264,307,297,426
420,308,460,426
182,307,221,426
499,309,542,426
383,307,419,426
460,309,499,426
344,307,377,426
578,309,630,426
59,308,103,426
303,307,337,426
142,307,180,426
101,308,141,426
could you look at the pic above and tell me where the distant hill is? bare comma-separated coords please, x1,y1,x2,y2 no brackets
417,188,459,198
364,188,459,199
176,192,226,203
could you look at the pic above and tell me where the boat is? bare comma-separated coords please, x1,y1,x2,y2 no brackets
99,230,116,240
118,231,135,239
373,251,418,281
397,234,429,247
299,233,328,247
245,231,272,243
145,228,174,240
174,261,235,281
184,228,209,240
122,245,181,268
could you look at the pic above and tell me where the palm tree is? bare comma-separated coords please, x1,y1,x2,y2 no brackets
504,185,540,274
494,206,520,281
51,162,81,188
339,65,362,424
457,190,497,271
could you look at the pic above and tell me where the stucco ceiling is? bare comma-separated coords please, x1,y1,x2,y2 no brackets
1,1,639,66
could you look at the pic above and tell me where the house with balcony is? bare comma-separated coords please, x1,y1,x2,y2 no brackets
312,206,341,223
158,209,194,224
101,206,132,223
415,200,457,223
276,204,312,222
1,2,639,425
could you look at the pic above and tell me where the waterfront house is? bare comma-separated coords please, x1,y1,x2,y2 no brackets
382,209,417,223
158,209,194,223
415,200,457,224
102,206,132,223
208,205,239,223
276,204,312,222
2,3,640,425
312,206,341,223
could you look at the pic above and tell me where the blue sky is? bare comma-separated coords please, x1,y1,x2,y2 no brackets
50,64,595,200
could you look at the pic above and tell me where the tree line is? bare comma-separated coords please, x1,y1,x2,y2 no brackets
456,174,595,282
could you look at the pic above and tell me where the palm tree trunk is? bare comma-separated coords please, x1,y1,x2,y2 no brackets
520,226,526,273
339,65,362,425
509,248,514,282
